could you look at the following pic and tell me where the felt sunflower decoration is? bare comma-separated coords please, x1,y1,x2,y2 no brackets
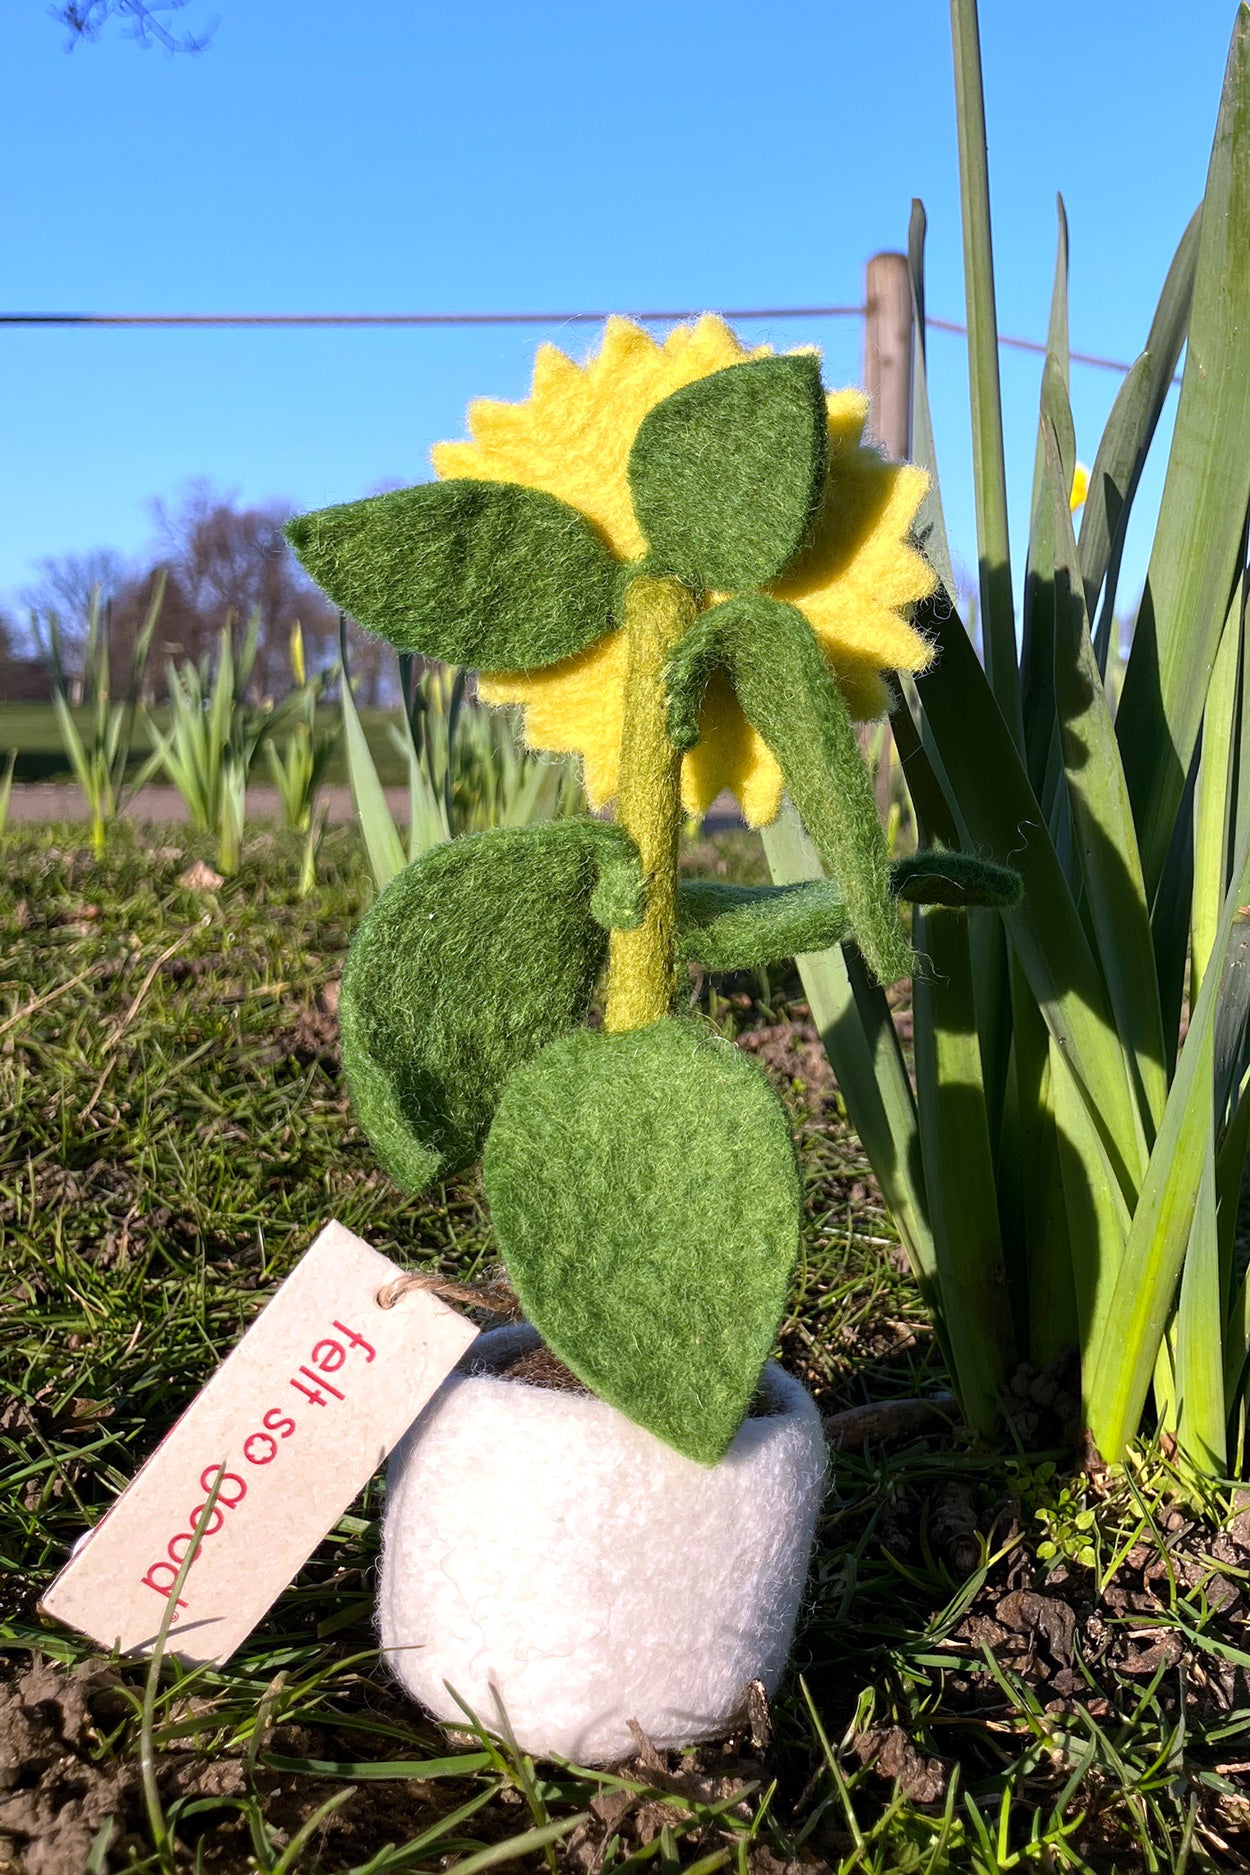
434,317,935,826
288,319,1018,1466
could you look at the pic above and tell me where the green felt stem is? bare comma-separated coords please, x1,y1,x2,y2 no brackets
675,852,1022,973
666,594,914,985
677,878,852,970
604,577,696,1032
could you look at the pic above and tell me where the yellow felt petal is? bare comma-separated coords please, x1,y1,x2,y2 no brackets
768,420,936,684
678,674,784,826
434,315,759,564
826,655,892,723
479,632,629,810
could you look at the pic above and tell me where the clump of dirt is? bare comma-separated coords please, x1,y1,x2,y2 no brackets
734,1014,832,1101
564,1732,781,1875
826,1448,1250,1854
0,1660,135,1875
851,1724,949,1804
0,1658,525,1874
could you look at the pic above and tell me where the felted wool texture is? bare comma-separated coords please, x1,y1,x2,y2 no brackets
627,355,828,592
482,1018,801,1465
667,595,913,986
286,478,618,670
677,858,1021,972
379,1326,828,1764
339,819,642,1193
890,849,1023,909
677,878,852,971
604,576,694,1032
436,315,936,826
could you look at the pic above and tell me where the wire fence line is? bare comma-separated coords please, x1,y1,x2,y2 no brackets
0,303,1146,378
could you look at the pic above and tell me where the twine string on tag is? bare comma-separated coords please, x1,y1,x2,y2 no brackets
375,1271,521,1316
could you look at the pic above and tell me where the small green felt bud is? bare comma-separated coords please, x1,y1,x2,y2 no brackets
483,1017,800,1465
287,479,619,670
667,595,913,986
628,355,828,592
340,819,642,1192
590,840,647,930
891,850,1023,909
677,878,852,970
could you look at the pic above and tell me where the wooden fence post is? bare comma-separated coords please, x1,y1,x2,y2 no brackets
863,251,914,461
862,251,916,826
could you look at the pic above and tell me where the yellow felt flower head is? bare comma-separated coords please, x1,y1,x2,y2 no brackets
432,315,936,827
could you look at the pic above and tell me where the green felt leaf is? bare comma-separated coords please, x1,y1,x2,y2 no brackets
483,1018,800,1464
286,479,619,670
339,819,642,1193
666,593,913,985
628,355,828,591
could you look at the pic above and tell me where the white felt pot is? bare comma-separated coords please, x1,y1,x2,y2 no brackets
378,1325,827,1764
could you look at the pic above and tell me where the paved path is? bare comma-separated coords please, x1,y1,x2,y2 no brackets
5,784,747,831
4,784,402,825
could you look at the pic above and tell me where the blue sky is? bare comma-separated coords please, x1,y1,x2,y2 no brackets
0,0,1241,626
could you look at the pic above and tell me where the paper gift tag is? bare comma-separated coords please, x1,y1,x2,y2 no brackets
40,1220,479,1665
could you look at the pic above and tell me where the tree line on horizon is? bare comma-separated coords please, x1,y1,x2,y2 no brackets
0,482,395,708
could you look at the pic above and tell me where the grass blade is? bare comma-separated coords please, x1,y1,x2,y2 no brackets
1118,5,1250,903
908,198,1015,1174
1082,209,1199,667
0,747,16,835
1044,392,1167,1145
1193,584,1244,1002
1087,843,1250,1459
339,617,405,892
51,687,94,805
907,199,957,599
913,905,1014,1428
1050,1034,1130,1362
264,1750,494,1780
1021,206,1071,802
997,975,1077,1363
761,804,939,1307
913,589,1145,1201
1173,1133,1225,1472
949,0,1020,742
437,1816,589,1875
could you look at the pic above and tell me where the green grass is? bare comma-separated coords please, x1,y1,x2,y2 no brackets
0,701,413,788
3,822,1250,1872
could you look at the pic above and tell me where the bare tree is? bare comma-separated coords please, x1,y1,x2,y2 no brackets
0,608,50,701
52,1,215,52
117,482,340,696
20,485,397,706
21,547,131,684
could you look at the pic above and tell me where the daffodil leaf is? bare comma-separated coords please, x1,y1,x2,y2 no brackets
287,479,619,670
340,819,643,1193
666,593,913,985
483,1017,800,1465
628,355,828,590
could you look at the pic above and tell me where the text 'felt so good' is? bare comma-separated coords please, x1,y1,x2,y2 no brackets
41,1221,479,1664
